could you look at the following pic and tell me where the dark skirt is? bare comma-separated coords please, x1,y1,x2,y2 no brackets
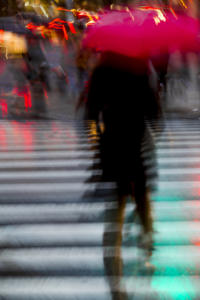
98,125,157,195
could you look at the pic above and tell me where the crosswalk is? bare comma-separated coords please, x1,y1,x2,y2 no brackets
0,119,200,299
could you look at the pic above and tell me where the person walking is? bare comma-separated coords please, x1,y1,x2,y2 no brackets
82,52,161,299
87,52,161,240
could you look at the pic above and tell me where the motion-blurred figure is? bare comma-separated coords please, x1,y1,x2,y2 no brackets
77,6,200,296
87,51,161,243
84,52,161,298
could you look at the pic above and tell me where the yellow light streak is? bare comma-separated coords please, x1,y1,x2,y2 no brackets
179,0,188,8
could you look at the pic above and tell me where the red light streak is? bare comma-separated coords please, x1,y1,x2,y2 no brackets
0,30,4,43
62,25,68,40
41,31,46,39
12,86,32,112
0,99,8,118
77,11,89,18
38,26,46,39
140,6,159,10
43,87,49,101
26,22,37,30
57,7,72,12
67,22,76,34
169,7,178,18
48,19,76,40
24,90,32,111
27,18,76,41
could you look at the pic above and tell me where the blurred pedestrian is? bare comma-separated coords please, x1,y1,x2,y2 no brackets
81,52,161,299
77,5,200,297
86,51,161,249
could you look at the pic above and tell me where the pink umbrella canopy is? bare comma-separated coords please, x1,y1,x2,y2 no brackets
82,7,200,67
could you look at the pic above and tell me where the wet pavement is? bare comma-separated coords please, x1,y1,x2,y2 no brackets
0,118,199,299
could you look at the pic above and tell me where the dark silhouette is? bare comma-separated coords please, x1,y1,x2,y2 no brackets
86,54,161,234
83,52,161,298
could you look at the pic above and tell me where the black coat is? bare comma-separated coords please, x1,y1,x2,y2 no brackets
87,63,161,195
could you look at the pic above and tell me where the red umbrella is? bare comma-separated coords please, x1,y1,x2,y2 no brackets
82,7,200,68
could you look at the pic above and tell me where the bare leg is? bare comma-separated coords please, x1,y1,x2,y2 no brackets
131,182,153,234
103,195,128,300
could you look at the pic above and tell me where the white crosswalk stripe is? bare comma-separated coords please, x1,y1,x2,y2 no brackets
0,119,200,299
